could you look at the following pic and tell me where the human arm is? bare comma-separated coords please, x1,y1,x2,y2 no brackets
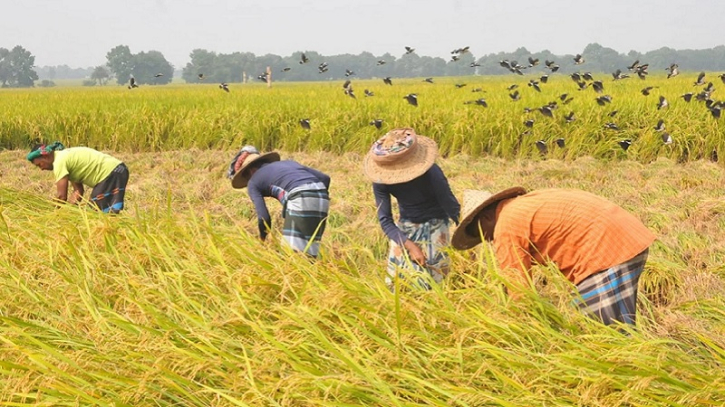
494,232,534,301
372,184,426,265
247,181,272,240
70,181,84,204
429,165,461,224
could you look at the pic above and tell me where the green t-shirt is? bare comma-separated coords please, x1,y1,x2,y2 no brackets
52,147,123,187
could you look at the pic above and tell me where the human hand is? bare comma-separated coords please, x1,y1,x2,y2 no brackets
403,240,427,267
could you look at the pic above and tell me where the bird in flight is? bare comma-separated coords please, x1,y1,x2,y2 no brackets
595,95,613,106
680,92,693,102
154,73,164,78
618,139,632,151
403,93,418,107
641,86,656,96
424,78,434,83
405,46,415,55
281,67,291,72
370,119,383,129
528,57,539,67
299,119,311,130
345,69,355,77
694,72,706,86
463,98,488,107
666,63,679,79
564,111,575,123
364,89,374,97
654,119,665,132
219,83,230,92
377,60,386,66
612,69,630,80
509,90,521,101
197,73,205,80
657,96,669,110
573,54,585,65
318,62,328,73
128,77,138,89
300,53,309,64
528,80,541,92
383,77,393,86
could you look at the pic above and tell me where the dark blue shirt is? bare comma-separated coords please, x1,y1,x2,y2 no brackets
248,160,331,238
373,164,460,244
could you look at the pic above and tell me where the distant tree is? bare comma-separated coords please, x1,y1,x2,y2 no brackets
132,51,174,85
38,79,55,87
106,45,134,85
0,45,38,87
90,65,111,85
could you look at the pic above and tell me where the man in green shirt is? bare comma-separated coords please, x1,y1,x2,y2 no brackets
27,142,130,213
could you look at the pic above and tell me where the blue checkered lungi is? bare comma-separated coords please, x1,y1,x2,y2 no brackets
281,182,329,258
574,249,649,325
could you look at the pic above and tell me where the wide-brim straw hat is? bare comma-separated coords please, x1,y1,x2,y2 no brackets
451,187,527,250
231,152,281,189
363,128,438,184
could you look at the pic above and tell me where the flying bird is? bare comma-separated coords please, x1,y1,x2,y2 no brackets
608,110,618,117
524,119,535,128
654,119,665,132
618,139,632,151
455,83,467,88
666,63,679,79
573,54,585,65
364,89,374,97
564,111,576,123
345,69,355,77
197,73,205,80
370,119,383,129
318,62,329,73
464,98,488,107
591,81,604,93
595,95,612,106
641,86,656,96
281,67,291,72
471,87,483,92
342,80,351,89
383,77,393,86
219,83,230,92
628,60,640,71
509,90,521,101
299,119,311,130
299,53,309,64
657,96,669,110
154,73,164,78
540,74,549,83
555,138,566,148
404,46,415,55
535,140,548,154
694,72,706,86
424,77,434,83
604,122,620,131
612,69,630,80
528,56,540,67
582,72,594,81
661,132,673,145
538,105,553,117
128,77,138,89
403,93,418,107
719,73,725,84
507,84,519,91
377,60,386,65
470,62,481,68
528,80,541,92
681,92,693,102
451,55,460,62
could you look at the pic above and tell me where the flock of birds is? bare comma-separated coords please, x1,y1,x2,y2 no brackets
124,46,725,157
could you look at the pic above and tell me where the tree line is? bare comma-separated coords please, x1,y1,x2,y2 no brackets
3,43,725,88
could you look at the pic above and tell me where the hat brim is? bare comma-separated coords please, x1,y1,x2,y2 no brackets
231,152,281,189
451,187,527,250
362,135,438,184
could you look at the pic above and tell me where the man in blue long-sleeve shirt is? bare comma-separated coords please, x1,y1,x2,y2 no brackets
229,146,331,258
363,128,460,289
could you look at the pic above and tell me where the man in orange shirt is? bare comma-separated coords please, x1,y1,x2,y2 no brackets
451,188,656,326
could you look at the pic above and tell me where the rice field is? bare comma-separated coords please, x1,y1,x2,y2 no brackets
1,74,723,160
1,76,725,405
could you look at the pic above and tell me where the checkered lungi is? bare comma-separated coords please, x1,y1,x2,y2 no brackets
90,163,129,213
281,182,329,258
386,218,451,290
574,249,649,326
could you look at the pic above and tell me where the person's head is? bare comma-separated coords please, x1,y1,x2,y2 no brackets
228,145,281,189
362,128,438,185
465,202,499,242
27,142,65,171
451,187,528,250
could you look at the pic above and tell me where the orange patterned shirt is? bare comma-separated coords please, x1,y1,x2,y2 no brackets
493,189,656,285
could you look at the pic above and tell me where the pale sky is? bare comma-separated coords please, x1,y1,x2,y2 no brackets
4,0,724,68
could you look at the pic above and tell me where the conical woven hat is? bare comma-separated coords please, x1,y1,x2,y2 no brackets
231,151,281,189
363,128,438,184
451,187,527,250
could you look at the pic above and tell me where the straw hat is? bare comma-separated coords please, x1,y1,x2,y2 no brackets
231,151,281,189
363,128,438,184
451,187,527,250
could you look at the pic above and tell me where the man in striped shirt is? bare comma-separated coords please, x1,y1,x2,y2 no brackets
451,188,656,326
